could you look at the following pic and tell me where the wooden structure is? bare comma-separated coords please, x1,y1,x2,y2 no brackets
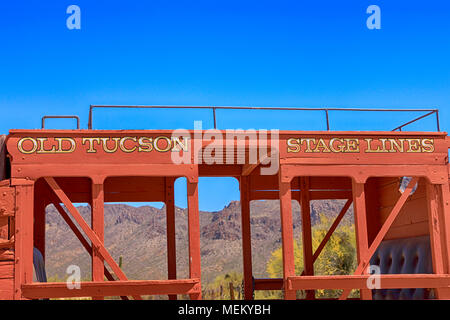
0,106,449,300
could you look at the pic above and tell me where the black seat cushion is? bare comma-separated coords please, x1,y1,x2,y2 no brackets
369,235,434,300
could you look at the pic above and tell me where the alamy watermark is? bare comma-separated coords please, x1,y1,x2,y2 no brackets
366,5,381,30
66,5,81,30
366,264,381,289
170,121,280,175
66,264,81,289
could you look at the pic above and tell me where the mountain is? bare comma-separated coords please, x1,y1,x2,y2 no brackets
45,199,353,285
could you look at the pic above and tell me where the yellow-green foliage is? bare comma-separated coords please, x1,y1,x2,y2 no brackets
203,271,244,300
266,215,359,299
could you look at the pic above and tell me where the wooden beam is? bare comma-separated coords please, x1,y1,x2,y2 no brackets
306,199,352,269
351,180,371,300
44,177,143,300
22,279,201,299
339,177,419,300
426,181,450,298
240,176,253,299
51,200,128,300
250,190,352,201
289,274,450,290
91,182,104,300
299,177,314,299
242,151,272,176
165,177,177,300
254,278,283,291
14,180,34,299
278,177,296,300
187,178,202,300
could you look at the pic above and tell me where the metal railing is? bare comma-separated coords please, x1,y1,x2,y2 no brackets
42,115,80,129
86,105,440,131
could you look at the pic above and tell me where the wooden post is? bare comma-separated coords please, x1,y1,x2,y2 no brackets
13,179,34,299
229,282,235,300
278,173,296,300
33,186,47,261
438,182,450,274
187,176,201,300
299,177,315,299
165,177,177,300
240,176,254,300
351,180,372,300
426,181,450,299
92,181,105,300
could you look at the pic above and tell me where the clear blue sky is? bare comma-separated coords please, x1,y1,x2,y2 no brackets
0,1,449,210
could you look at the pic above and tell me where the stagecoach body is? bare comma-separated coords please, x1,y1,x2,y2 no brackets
0,107,449,300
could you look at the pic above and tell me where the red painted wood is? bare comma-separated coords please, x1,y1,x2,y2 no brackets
289,274,450,290
340,177,419,300
299,177,315,300
351,180,372,300
278,176,296,300
187,177,202,300
3,129,449,300
44,177,143,300
51,200,129,300
165,177,177,300
240,176,253,300
91,182,105,300
21,278,201,299
426,182,450,298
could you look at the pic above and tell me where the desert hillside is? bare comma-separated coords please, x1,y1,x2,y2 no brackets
45,199,354,284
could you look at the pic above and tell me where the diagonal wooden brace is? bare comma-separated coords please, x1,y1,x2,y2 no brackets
299,198,353,277
339,177,419,300
44,177,142,300
51,200,129,300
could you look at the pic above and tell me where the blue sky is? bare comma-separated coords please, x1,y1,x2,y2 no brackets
0,1,449,210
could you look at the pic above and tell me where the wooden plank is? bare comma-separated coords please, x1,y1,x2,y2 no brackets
0,261,14,279
187,178,202,300
165,177,177,300
22,279,201,299
289,274,450,290
91,182,105,300
426,182,450,298
14,182,34,300
0,278,13,299
240,176,253,299
278,177,296,300
254,278,283,291
0,135,6,181
351,180,372,300
250,190,352,201
299,177,314,299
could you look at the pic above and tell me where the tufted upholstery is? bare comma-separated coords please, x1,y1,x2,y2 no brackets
369,235,434,300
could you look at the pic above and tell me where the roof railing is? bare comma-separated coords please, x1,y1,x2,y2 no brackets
41,115,80,130
87,105,440,132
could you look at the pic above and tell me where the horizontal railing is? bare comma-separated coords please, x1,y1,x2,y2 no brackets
86,105,440,132
21,278,201,299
